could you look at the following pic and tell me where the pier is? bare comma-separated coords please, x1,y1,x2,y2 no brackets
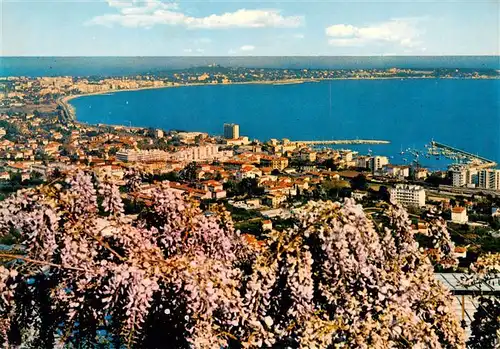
429,141,497,168
291,139,390,146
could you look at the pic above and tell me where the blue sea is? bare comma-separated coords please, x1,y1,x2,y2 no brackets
70,79,500,169
1,56,499,77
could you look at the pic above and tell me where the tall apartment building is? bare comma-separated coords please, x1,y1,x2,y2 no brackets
450,165,479,188
478,169,500,190
390,184,426,207
223,123,240,139
355,155,389,171
451,166,467,187
369,156,389,172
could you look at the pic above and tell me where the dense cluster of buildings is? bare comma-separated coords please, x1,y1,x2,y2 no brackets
450,165,500,190
0,100,499,271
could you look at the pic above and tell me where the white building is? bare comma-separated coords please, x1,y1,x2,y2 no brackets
116,149,169,163
354,156,371,169
450,165,479,188
262,220,273,231
369,156,389,172
451,167,467,187
223,123,240,139
478,169,500,190
154,129,164,138
451,207,468,224
390,184,426,207
383,165,410,179
172,144,232,162
176,132,208,144
116,145,232,164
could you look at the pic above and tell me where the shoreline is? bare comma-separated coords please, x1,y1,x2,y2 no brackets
59,75,499,122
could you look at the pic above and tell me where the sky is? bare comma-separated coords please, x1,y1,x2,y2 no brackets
1,0,499,56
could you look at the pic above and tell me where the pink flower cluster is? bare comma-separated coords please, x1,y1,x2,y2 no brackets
0,172,466,348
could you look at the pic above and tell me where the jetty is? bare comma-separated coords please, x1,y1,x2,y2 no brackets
290,139,390,146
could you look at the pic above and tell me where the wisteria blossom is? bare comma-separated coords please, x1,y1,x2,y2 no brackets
0,171,466,348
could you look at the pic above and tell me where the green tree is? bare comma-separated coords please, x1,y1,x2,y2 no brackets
322,158,338,171
9,172,22,184
179,162,197,182
350,174,368,191
237,178,263,197
468,297,500,348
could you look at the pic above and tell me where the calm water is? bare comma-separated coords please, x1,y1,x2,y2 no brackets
1,56,499,77
71,79,500,169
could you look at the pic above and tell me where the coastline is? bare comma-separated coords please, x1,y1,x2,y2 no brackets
59,75,499,122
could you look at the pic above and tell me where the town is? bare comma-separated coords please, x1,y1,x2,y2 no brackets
1,105,499,273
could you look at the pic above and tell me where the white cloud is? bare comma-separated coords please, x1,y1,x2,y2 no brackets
293,33,304,39
325,18,425,50
240,45,255,51
325,24,357,38
87,2,303,29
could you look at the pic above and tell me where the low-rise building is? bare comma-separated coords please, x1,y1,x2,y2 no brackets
262,220,273,231
235,165,262,180
383,164,410,179
415,168,429,180
263,194,287,208
451,207,468,224
260,156,289,171
351,191,368,201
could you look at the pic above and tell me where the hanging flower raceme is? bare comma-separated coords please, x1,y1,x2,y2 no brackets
238,199,465,348
0,171,249,348
0,171,466,348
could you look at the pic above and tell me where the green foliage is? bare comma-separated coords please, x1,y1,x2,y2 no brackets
350,174,368,191
448,223,500,254
468,297,500,349
0,120,20,141
224,204,261,222
322,158,338,171
234,221,262,236
179,162,197,182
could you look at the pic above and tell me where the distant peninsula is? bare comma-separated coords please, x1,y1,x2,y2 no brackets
1,66,498,120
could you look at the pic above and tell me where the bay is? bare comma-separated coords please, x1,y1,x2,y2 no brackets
70,79,500,169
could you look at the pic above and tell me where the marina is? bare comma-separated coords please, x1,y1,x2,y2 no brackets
427,140,497,168
290,139,390,146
